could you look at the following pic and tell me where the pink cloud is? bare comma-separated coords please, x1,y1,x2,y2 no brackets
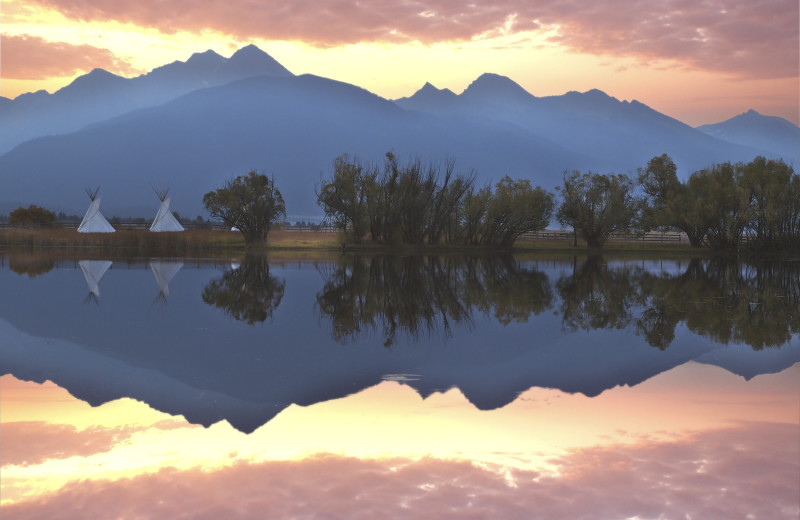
0,34,140,79
4,421,797,519
22,0,798,79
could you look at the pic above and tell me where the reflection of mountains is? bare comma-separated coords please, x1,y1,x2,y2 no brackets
0,254,798,434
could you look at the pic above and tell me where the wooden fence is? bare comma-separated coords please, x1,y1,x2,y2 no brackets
519,230,685,243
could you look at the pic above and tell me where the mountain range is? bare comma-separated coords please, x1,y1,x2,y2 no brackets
1,45,797,219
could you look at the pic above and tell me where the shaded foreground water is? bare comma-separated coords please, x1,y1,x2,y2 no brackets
1,252,798,519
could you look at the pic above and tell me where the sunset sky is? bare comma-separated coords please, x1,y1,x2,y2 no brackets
1,0,798,126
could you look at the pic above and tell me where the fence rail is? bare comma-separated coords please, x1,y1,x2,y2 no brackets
519,230,685,243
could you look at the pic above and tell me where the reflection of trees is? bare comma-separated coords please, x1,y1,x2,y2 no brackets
202,255,285,325
556,256,645,333
316,255,553,345
670,259,800,350
557,257,800,350
8,255,55,278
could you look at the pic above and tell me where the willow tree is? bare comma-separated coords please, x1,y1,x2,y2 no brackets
482,176,555,248
203,171,285,245
556,170,640,248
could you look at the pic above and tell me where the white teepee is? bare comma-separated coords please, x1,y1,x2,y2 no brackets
150,188,184,232
79,260,112,298
78,187,115,233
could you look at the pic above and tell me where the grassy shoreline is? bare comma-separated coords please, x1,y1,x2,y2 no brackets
1,227,795,260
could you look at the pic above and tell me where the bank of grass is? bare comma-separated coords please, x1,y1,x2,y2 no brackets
0,227,713,258
0,228,247,255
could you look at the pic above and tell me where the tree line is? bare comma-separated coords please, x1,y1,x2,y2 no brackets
5,152,797,251
316,152,554,247
313,152,799,250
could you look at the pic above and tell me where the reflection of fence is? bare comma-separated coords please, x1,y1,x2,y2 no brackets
520,230,685,243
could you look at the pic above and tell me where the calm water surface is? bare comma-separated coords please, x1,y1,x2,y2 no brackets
1,252,798,519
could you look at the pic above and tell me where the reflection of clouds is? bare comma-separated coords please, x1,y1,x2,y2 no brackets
4,422,797,519
1,422,137,466
0,420,182,467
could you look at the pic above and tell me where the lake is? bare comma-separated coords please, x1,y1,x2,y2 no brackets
1,252,798,519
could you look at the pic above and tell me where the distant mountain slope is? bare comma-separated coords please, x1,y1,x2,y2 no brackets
696,110,800,164
0,45,293,155
396,74,774,174
0,74,588,218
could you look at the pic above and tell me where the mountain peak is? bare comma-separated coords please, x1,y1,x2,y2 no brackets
231,44,267,59
584,88,611,99
415,81,455,97
696,108,800,161
393,81,457,111
62,68,125,93
186,49,225,64
227,44,293,76
460,73,535,104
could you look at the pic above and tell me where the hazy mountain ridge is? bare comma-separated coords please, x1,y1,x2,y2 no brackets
0,45,797,218
0,44,292,155
395,77,781,175
0,73,591,217
696,110,800,166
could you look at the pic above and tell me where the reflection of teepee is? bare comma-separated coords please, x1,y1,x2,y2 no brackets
79,260,112,301
78,187,115,233
150,188,184,232
150,260,183,301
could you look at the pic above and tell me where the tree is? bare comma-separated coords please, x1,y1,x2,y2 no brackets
203,171,286,245
739,156,798,249
556,170,639,248
482,176,555,247
9,204,58,228
638,153,680,230
637,154,707,247
317,155,374,244
459,185,491,246
690,162,749,249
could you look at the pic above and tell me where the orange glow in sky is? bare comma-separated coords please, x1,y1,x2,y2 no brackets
0,0,797,126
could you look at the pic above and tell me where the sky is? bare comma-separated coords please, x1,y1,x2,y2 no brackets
0,0,798,126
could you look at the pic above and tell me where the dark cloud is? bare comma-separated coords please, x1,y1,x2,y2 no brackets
23,0,798,79
4,421,797,519
0,34,140,79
